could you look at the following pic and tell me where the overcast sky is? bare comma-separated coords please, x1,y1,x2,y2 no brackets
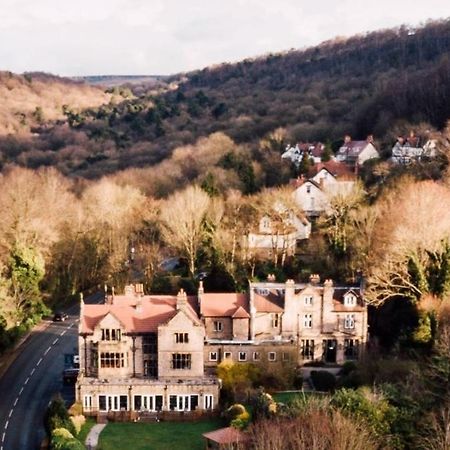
1,0,450,76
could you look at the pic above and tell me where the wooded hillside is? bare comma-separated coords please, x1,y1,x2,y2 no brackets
1,20,450,179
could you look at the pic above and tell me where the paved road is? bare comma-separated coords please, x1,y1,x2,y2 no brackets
0,293,103,450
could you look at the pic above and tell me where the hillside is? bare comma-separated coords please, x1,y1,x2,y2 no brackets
0,71,111,135
1,19,450,179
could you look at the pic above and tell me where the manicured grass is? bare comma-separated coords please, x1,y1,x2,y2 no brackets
77,417,96,444
97,418,226,450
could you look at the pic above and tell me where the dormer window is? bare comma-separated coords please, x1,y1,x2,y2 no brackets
344,294,357,307
101,328,121,341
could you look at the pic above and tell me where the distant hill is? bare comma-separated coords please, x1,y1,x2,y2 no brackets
75,75,168,87
0,71,112,135
0,19,450,180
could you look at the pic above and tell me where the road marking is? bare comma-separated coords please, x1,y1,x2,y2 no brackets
24,377,29,385
30,368,35,376
4,421,8,430
2,431,5,442
60,330,66,336
13,398,18,407
8,410,12,419
36,357,43,366
44,346,51,355
19,387,24,395
52,338,58,345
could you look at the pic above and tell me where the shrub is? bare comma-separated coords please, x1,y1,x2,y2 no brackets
70,415,85,435
51,428,84,450
45,394,77,437
310,370,336,392
226,403,250,429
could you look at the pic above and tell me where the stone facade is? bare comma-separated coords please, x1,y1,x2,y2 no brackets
76,278,368,417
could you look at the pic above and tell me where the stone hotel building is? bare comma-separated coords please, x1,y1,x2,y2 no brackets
76,277,368,416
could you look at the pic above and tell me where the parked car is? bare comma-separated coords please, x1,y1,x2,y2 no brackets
53,312,68,322
62,368,79,384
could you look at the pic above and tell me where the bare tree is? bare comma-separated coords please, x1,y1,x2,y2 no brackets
160,185,212,276
364,179,450,305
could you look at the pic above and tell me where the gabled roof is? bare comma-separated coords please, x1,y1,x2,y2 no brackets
81,295,200,334
331,287,365,311
309,161,355,179
338,140,372,156
232,306,251,319
200,293,249,317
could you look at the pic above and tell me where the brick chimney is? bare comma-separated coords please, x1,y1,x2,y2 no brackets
344,135,352,144
309,274,320,285
197,281,204,314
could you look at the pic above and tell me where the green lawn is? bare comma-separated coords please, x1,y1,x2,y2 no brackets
97,419,226,450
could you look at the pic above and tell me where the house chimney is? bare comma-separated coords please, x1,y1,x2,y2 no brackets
344,135,352,144
177,288,188,311
366,134,374,143
309,274,320,285
198,281,204,314
135,297,142,313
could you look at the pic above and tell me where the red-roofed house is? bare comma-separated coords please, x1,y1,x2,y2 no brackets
76,278,368,419
336,135,379,166
77,287,219,418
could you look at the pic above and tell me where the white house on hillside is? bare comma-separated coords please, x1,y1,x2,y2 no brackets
292,164,356,217
336,135,379,166
391,135,437,164
246,208,311,257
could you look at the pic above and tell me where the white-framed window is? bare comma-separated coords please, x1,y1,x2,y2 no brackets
303,314,312,328
238,351,247,361
98,395,128,412
253,351,261,361
268,352,276,361
271,313,280,328
204,394,214,410
344,294,357,307
169,394,199,412
224,351,232,360
133,395,163,412
83,395,93,410
344,314,355,329
174,332,189,343
213,321,223,332
209,351,218,362
304,296,313,306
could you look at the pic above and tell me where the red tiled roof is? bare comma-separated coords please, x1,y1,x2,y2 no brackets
200,293,248,317
80,295,200,333
309,161,355,179
254,292,284,313
203,427,249,445
232,306,251,319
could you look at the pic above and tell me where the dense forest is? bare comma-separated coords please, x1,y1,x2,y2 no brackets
0,20,450,180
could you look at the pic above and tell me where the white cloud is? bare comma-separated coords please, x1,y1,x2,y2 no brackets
0,0,449,75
